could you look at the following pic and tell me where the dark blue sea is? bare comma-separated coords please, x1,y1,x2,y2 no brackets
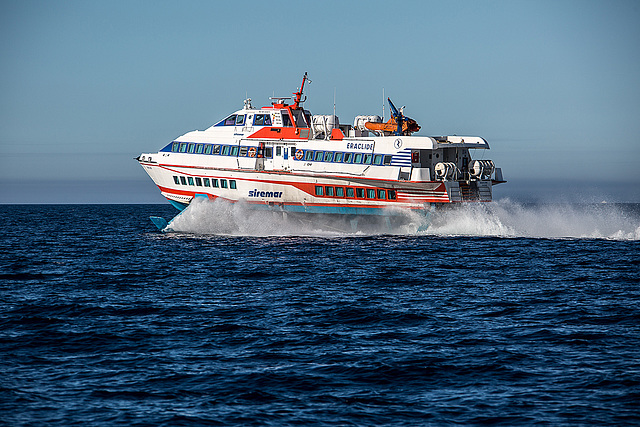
1,201,639,426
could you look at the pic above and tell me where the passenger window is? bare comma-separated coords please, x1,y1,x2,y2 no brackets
367,189,375,199
343,152,353,163
213,145,221,155
334,152,343,162
212,179,219,188
231,146,239,156
373,154,382,165
315,186,323,196
325,186,334,197
188,177,195,186
204,145,212,155
196,144,203,154
235,115,245,126
188,144,195,154
305,150,314,161
353,153,363,163
314,151,324,161
281,111,292,127
179,143,187,153
346,187,355,198
356,188,364,198
276,146,282,156
230,180,237,189
172,142,179,152
221,179,228,189
264,147,273,158
204,178,210,187
377,189,386,199
180,176,187,185
363,154,372,164
221,146,230,155
383,155,393,165
195,177,202,186
387,190,396,200
324,152,333,162
335,187,344,197
173,176,180,185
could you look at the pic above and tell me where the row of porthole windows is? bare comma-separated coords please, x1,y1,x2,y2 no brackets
170,142,396,166
173,176,237,189
298,150,393,166
315,186,397,200
172,142,257,157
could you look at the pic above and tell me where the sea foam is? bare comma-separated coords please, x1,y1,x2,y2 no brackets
165,197,640,240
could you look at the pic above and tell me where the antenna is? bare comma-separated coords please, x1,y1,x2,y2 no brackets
333,87,336,119
382,88,385,121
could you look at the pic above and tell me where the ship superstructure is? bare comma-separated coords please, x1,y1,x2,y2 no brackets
137,73,504,230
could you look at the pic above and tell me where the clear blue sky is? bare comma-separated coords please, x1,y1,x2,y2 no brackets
1,0,639,203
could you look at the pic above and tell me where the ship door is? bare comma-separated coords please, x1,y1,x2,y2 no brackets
273,144,286,170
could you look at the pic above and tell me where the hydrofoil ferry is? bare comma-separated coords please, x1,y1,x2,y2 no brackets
137,73,505,231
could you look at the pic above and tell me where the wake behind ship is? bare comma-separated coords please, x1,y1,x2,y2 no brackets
137,73,505,231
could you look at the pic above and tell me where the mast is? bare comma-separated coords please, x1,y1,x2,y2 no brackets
292,72,309,108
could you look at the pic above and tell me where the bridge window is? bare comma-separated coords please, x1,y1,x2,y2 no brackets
333,152,343,162
230,180,237,189
195,177,202,186
235,115,245,126
346,187,355,198
343,153,353,163
188,177,194,186
180,176,187,185
292,109,308,127
222,114,237,126
221,179,228,189
315,186,323,196
204,145,212,155
387,190,396,200
373,154,383,165
305,150,314,161
253,114,272,126
173,176,180,185
281,110,292,127
377,189,386,199
204,178,210,187
325,186,334,197
356,188,364,198
367,189,375,199
383,155,392,165
335,187,344,197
